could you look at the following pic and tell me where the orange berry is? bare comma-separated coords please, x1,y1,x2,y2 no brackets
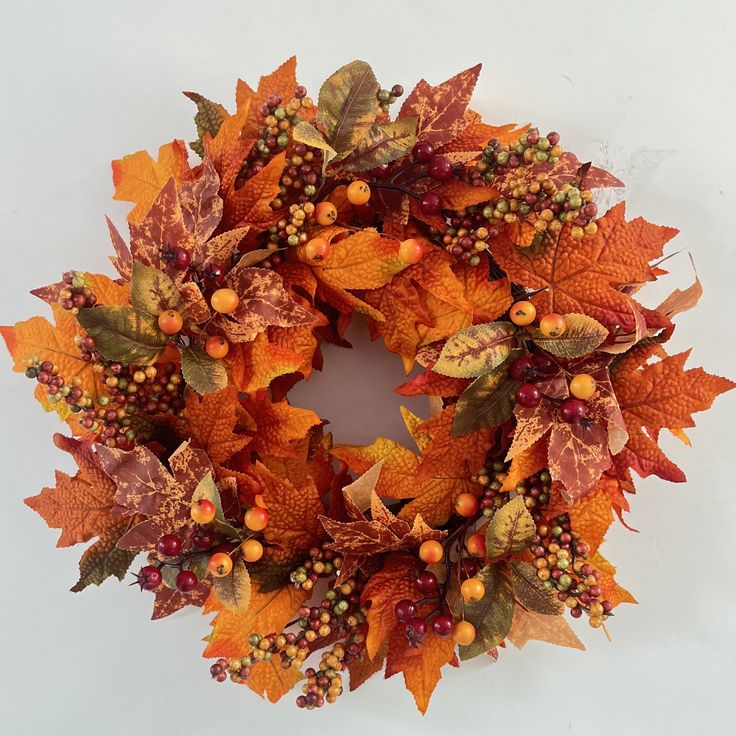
244,506,269,532
452,620,476,646
347,180,371,205
398,238,424,265
569,373,597,400
418,540,443,564
315,201,338,225
539,313,566,338
210,288,240,314
466,532,486,558
509,300,537,326
305,237,331,261
242,538,264,563
157,309,183,335
191,498,216,524
208,552,233,577
460,577,486,602
454,493,479,518
205,336,229,359
254,494,268,509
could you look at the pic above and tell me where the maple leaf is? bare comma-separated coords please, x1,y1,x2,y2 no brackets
30,271,130,308
178,156,224,248
226,333,305,393
399,64,482,146
436,118,529,163
589,551,637,607
348,642,387,691
112,140,192,224
242,57,298,138
611,344,734,482
245,659,303,703
501,437,549,492
152,577,211,620
507,606,585,650
395,365,469,398
429,180,498,210
491,203,678,331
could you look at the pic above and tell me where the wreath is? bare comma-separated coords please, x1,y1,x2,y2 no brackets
3,58,733,713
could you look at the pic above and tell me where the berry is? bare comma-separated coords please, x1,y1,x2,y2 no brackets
175,570,198,592
156,534,182,557
394,599,417,623
430,615,452,637
516,383,542,408
466,533,486,558
208,552,233,577
242,538,264,563
509,300,537,326
539,313,566,338
560,398,589,423
158,309,183,335
315,201,337,225
203,262,226,287
427,155,453,181
171,247,191,270
346,180,371,205
418,540,443,563
452,620,476,646
210,288,240,314
569,373,597,400
532,351,557,374
192,529,214,550
404,617,426,641
398,238,424,265
460,557,479,579
454,492,479,517
305,237,330,261
136,565,162,591
191,498,216,524
509,355,535,381
205,336,229,359
420,192,442,215
415,570,438,595
412,141,435,162
460,577,486,602
244,506,269,531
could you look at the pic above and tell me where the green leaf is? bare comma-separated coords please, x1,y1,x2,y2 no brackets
180,344,228,394
455,564,515,660
316,60,380,160
509,560,564,615
184,554,210,581
183,91,228,157
77,306,167,364
339,119,418,172
451,355,521,436
292,121,337,172
131,262,183,316
531,313,608,358
70,521,138,592
191,472,224,520
212,558,252,613
434,321,517,378
485,496,536,559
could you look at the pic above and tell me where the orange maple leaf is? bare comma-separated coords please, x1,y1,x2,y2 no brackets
589,551,637,608
112,140,192,224
241,57,298,138
507,607,585,651
244,659,302,703
491,203,678,331
500,437,549,492
226,333,305,393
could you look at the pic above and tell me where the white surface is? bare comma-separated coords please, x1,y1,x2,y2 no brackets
1,1,734,734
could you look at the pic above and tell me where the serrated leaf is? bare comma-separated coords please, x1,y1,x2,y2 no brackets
183,91,228,157
130,262,183,316
339,118,418,172
77,306,167,364
434,321,517,378
455,564,515,660
180,344,228,394
316,60,379,159
531,313,608,358
292,121,337,172
509,560,563,615
485,496,535,559
212,558,252,613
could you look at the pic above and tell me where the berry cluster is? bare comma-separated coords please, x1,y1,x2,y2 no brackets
290,542,343,591
58,271,98,313
393,569,454,645
272,144,324,208
376,83,404,113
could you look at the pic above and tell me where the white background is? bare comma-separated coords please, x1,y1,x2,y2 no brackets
1,1,734,734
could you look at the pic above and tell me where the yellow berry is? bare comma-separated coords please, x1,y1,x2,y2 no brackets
157,309,184,335
242,539,264,562
347,180,371,205
208,552,233,577
418,540,443,563
210,288,240,314
460,577,486,602
509,300,537,326
569,373,597,400
539,313,566,338
452,620,476,646
315,201,337,225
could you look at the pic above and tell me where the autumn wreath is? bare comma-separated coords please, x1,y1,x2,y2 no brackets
3,58,733,713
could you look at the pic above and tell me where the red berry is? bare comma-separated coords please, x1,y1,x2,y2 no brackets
204,262,226,286
560,398,588,423
137,565,162,591
420,192,442,215
432,614,453,637
156,534,182,557
394,599,417,623
412,141,435,162
192,530,214,550
405,617,426,640
548,131,560,146
460,557,479,579
175,570,198,592
391,84,404,97
415,571,438,595
516,383,542,408
171,247,191,270
428,155,453,181
532,352,557,374
509,355,536,381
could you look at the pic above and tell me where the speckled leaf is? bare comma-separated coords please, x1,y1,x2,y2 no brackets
509,560,563,615
531,313,608,358
178,156,223,244
196,227,249,268
70,520,138,592
212,558,252,613
130,262,183,316
77,305,167,364
180,344,228,394
340,118,418,172
178,282,211,322
183,91,228,156
485,496,535,559
434,322,517,378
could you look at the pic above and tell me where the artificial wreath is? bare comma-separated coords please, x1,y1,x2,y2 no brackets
2,58,733,713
